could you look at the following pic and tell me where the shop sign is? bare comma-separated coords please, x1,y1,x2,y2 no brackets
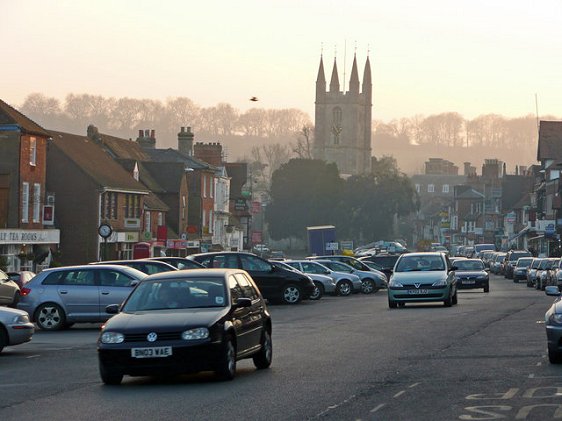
0,229,60,244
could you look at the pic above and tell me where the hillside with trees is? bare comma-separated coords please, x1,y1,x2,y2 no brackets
17,93,553,177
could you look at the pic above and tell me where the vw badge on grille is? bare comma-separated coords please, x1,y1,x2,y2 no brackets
147,332,158,342
414,283,421,288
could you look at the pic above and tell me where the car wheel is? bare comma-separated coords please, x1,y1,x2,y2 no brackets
35,303,66,331
309,283,324,300
99,361,123,385
484,284,490,293
388,298,398,309
549,347,562,364
216,335,236,380
444,292,453,307
336,280,352,296
361,279,376,294
0,328,6,353
9,291,20,308
253,330,272,369
281,284,302,304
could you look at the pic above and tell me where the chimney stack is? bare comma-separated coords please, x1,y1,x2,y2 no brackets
178,126,194,156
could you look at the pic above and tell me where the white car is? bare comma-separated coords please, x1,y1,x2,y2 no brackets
314,259,387,294
0,306,34,352
285,260,362,296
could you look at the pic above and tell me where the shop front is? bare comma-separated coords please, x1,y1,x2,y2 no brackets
0,229,60,272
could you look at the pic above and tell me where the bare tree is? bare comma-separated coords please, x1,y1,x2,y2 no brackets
293,125,313,158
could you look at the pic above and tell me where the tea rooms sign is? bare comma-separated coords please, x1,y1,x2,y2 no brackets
0,229,60,244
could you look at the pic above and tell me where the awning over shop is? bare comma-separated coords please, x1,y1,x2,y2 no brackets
509,226,530,241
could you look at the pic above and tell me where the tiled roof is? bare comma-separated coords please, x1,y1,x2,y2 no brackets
99,133,150,161
144,192,169,211
145,148,217,171
0,99,50,137
48,130,149,193
538,121,562,161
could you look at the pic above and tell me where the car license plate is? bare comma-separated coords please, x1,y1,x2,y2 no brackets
131,346,172,358
408,289,429,295
462,280,476,284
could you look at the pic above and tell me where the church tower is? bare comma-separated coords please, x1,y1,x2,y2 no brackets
313,54,372,175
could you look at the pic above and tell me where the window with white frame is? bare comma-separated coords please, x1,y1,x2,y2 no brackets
428,184,435,193
21,182,29,223
209,210,213,233
442,184,449,193
33,183,41,223
29,137,37,166
158,212,163,226
203,175,207,198
415,184,420,193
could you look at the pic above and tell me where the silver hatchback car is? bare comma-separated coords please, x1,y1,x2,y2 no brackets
17,265,146,330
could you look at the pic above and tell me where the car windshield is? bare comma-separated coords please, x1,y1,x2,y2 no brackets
454,260,484,271
516,258,533,267
395,255,445,272
123,277,227,311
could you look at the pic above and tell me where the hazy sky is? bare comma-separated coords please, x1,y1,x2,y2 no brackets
3,0,562,122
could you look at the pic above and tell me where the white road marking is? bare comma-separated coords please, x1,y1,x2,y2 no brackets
314,394,356,418
536,362,542,366
370,404,386,413
393,390,406,398
409,382,420,388
26,354,40,359
528,373,562,379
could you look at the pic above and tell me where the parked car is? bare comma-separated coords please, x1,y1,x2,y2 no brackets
0,269,21,307
536,258,560,291
544,286,562,363
97,268,272,384
387,252,457,308
490,252,507,275
270,260,334,300
17,265,147,330
527,258,543,288
284,260,361,296
90,259,178,275
0,306,34,352
6,271,36,289
512,257,534,283
473,243,496,258
503,250,532,279
453,258,489,292
313,259,386,294
146,257,205,270
359,254,401,281
186,252,315,304
308,254,380,273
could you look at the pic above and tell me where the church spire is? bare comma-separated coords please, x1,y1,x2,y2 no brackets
316,55,326,99
349,54,359,94
362,55,372,96
329,58,340,92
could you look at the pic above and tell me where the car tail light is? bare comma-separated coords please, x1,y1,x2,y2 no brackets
20,287,31,296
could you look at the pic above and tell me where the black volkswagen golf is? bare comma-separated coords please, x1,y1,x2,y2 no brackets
187,252,316,304
97,269,272,384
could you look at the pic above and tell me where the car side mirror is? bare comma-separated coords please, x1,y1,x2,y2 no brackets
545,286,561,297
105,304,120,314
130,280,140,287
485,268,490,272
234,297,252,308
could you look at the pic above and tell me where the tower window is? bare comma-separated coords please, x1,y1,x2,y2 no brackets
332,107,343,145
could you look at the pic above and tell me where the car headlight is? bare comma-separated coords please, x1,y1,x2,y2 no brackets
12,314,30,324
181,327,209,340
432,279,448,287
389,279,403,287
477,275,488,280
548,313,562,326
100,332,125,344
